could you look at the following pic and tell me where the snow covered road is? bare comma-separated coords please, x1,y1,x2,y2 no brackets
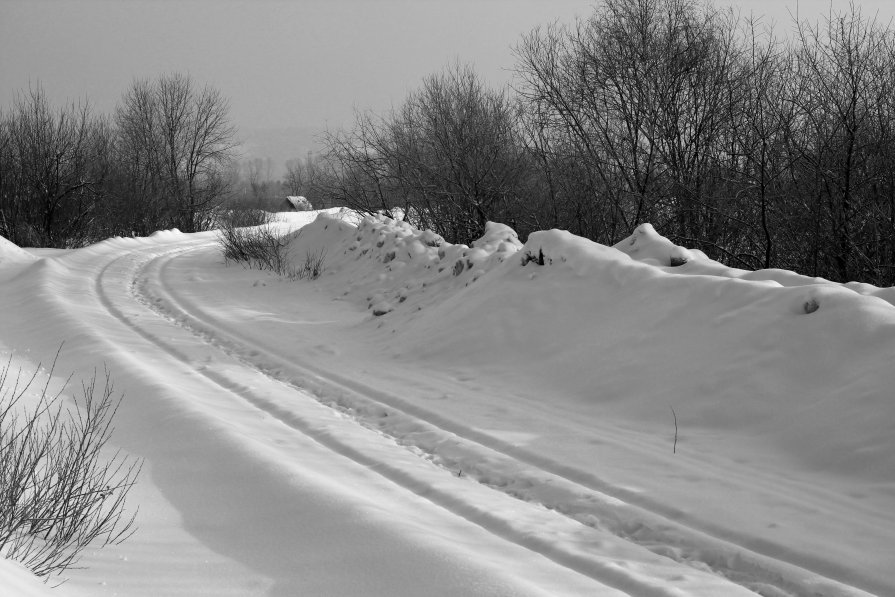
1,234,613,596
1,213,893,596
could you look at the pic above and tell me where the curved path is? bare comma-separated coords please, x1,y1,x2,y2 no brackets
0,230,887,596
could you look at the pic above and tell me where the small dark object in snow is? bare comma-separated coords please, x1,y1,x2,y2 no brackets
452,260,465,276
804,298,820,314
421,232,443,247
669,256,688,267
521,248,546,266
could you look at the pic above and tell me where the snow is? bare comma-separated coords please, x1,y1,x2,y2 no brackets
0,235,37,265
0,210,892,596
0,558,58,596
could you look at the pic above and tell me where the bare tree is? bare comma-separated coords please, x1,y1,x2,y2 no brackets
515,0,747,250
402,64,532,241
115,74,237,233
244,157,276,207
284,157,306,196
109,78,164,235
317,110,406,217
722,18,801,270
0,110,12,238
239,0,895,284
787,5,895,282
0,86,111,247
317,64,532,244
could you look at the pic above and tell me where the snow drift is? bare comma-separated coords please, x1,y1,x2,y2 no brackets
287,213,895,483
278,212,895,594
0,235,37,266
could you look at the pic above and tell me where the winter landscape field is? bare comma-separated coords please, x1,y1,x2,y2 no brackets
1,209,893,596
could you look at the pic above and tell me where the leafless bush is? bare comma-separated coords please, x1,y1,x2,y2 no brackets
0,354,141,579
295,248,326,280
218,207,271,229
218,218,326,280
217,209,297,277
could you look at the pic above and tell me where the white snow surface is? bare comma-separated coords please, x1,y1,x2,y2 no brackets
0,235,36,265
0,209,893,596
0,559,57,596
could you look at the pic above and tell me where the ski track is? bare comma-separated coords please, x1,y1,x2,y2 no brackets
121,238,880,597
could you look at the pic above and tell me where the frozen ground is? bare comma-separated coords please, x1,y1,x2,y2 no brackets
0,209,892,596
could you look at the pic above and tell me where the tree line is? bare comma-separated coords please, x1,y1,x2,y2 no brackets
0,74,237,247
307,0,895,285
5,0,895,286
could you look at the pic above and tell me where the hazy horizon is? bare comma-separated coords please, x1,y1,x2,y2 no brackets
4,0,895,174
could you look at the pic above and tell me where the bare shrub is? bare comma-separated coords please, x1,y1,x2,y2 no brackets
219,222,287,272
295,248,326,280
217,216,327,281
217,210,294,276
0,353,141,579
218,208,271,229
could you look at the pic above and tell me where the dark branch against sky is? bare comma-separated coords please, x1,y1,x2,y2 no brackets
2,0,893,134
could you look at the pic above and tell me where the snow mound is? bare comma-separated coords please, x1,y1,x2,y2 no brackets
613,222,706,266
472,221,523,254
289,215,895,482
275,206,361,228
612,224,895,307
285,213,521,317
0,236,37,266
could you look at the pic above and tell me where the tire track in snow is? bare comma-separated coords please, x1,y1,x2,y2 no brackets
136,241,878,597
15,237,604,596
88,240,760,597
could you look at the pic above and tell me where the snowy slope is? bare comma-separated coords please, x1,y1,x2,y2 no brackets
0,235,36,265
283,213,895,595
0,558,57,596
0,211,892,596
287,213,895,482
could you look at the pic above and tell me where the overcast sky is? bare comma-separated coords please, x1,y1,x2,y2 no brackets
3,0,894,136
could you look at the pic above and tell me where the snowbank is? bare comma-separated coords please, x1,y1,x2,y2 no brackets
619,222,895,307
287,214,895,482
0,236,37,266
285,214,521,317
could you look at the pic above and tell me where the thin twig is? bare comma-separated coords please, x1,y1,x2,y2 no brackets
671,406,678,454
